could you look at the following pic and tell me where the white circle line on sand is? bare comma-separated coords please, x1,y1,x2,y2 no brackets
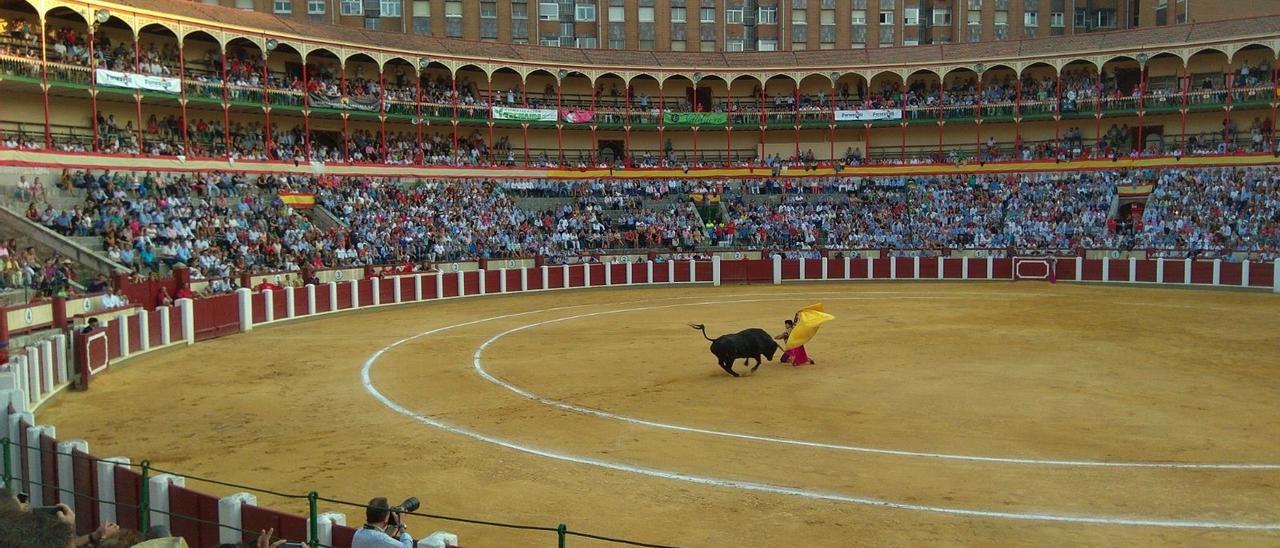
469,296,1280,471
359,294,1280,530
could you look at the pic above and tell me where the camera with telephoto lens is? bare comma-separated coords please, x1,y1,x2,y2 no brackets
386,497,420,527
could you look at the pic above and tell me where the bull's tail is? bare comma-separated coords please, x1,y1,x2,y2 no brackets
688,323,715,341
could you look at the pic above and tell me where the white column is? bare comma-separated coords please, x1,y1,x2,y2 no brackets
51,334,67,385
21,352,36,405
604,263,613,286
667,260,676,283
913,256,920,279
500,269,509,292
306,284,317,314
1183,259,1192,285
392,277,402,303
413,274,423,301
96,457,130,525
261,289,274,323
771,255,782,284
890,257,897,279
177,298,194,344
820,257,829,280
646,261,654,284
457,271,467,296
798,259,806,280
520,268,529,291
712,256,721,287
311,512,347,548
135,311,149,352
349,280,361,308
158,307,171,346
327,282,338,311
370,278,381,306
25,424,53,505
688,260,697,283
1102,257,1110,282
148,474,185,529
867,256,875,279
1156,258,1165,284
1129,257,1137,283
1212,259,1222,285
583,264,591,287
1273,259,1280,293
936,257,944,279
38,342,53,394
236,288,253,332
541,266,550,290
285,286,296,318
985,257,994,279
626,262,634,285
1075,256,1083,281
115,314,130,357
434,273,444,298
1242,260,1251,287
56,439,87,509
478,270,487,294
218,492,258,545
843,257,851,279
961,258,969,279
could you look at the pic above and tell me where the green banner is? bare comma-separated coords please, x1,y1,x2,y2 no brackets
662,112,728,126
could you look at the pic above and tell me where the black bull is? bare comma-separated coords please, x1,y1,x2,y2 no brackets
689,324,780,377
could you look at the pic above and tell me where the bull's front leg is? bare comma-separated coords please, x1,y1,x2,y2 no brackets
719,359,739,377
750,356,762,372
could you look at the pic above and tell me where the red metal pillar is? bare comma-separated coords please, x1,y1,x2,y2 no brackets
1055,71,1063,152
450,74,459,164
975,77,983,159
260,48,272,159
521,79,529,166
133,36,143,154
1013,77,1022,152
39,16,51,150
220,49,230,159
792,86,800,159
899,102,906,162
863,123,871,162
589,82,597,165
178,40,190,156
1137,63,1147,154
415,70,424,165
487,76,494,165
1225,71,1235,148
1180,68,1189,153
623,82,631,167
378,69,387,162
828,81,836,165
1093,69,1102,149
341,65,349,162
937,89,945,161
725,92,733,166
88,23,99,152
757,83,766,165
658,81,665,165
301,54,310,160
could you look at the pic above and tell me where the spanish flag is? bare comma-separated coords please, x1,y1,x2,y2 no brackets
279,192,316,208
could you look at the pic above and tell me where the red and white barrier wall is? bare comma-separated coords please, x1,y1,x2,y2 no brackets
2,254,1275,548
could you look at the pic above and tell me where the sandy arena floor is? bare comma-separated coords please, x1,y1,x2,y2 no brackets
37,282,1280,547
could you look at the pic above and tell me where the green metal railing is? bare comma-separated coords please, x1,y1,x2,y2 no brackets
0,437,678,547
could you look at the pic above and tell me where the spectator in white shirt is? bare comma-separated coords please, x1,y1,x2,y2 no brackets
100,289,127,309
351,498,413,548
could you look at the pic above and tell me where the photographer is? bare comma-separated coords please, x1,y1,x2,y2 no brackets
351,497,414,548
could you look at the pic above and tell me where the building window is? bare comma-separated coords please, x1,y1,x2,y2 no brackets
1095,10,1116,28
758,5,777,24
758,39,777,51
274,0,292,14
365,17,379,28
671,39,686,50
413,0,430,32
701,39,716,51
671,6,686,23
1024,12,1037,26
639,6,655,22
308,0,325,14
851,9,866,24
726,39,744,51
791,8,806,24
879,24,893,44
700,7,715,23
638,39,654,49
932,9,951,26
968,0,981,8
381,0,401,17
445,0,460,16
879,11,893,25
609,38,625,48
480,1,497,37
539,2,558,20
575,3,595,21
820,9,834,25
1074,8,1087,28
235,0,253,9
576,36,597,47
903,8,918,26
481,1,496,17
608,6,623,21
727,7,744,24
341,0,362,16
541,36,559,46
1050,11,1063,27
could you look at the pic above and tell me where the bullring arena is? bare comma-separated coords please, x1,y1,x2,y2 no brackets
2,0,1280,545
5,259,1279,547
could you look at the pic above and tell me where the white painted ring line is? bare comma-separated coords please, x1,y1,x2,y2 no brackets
471,296,1280,471
358,294,1280,530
